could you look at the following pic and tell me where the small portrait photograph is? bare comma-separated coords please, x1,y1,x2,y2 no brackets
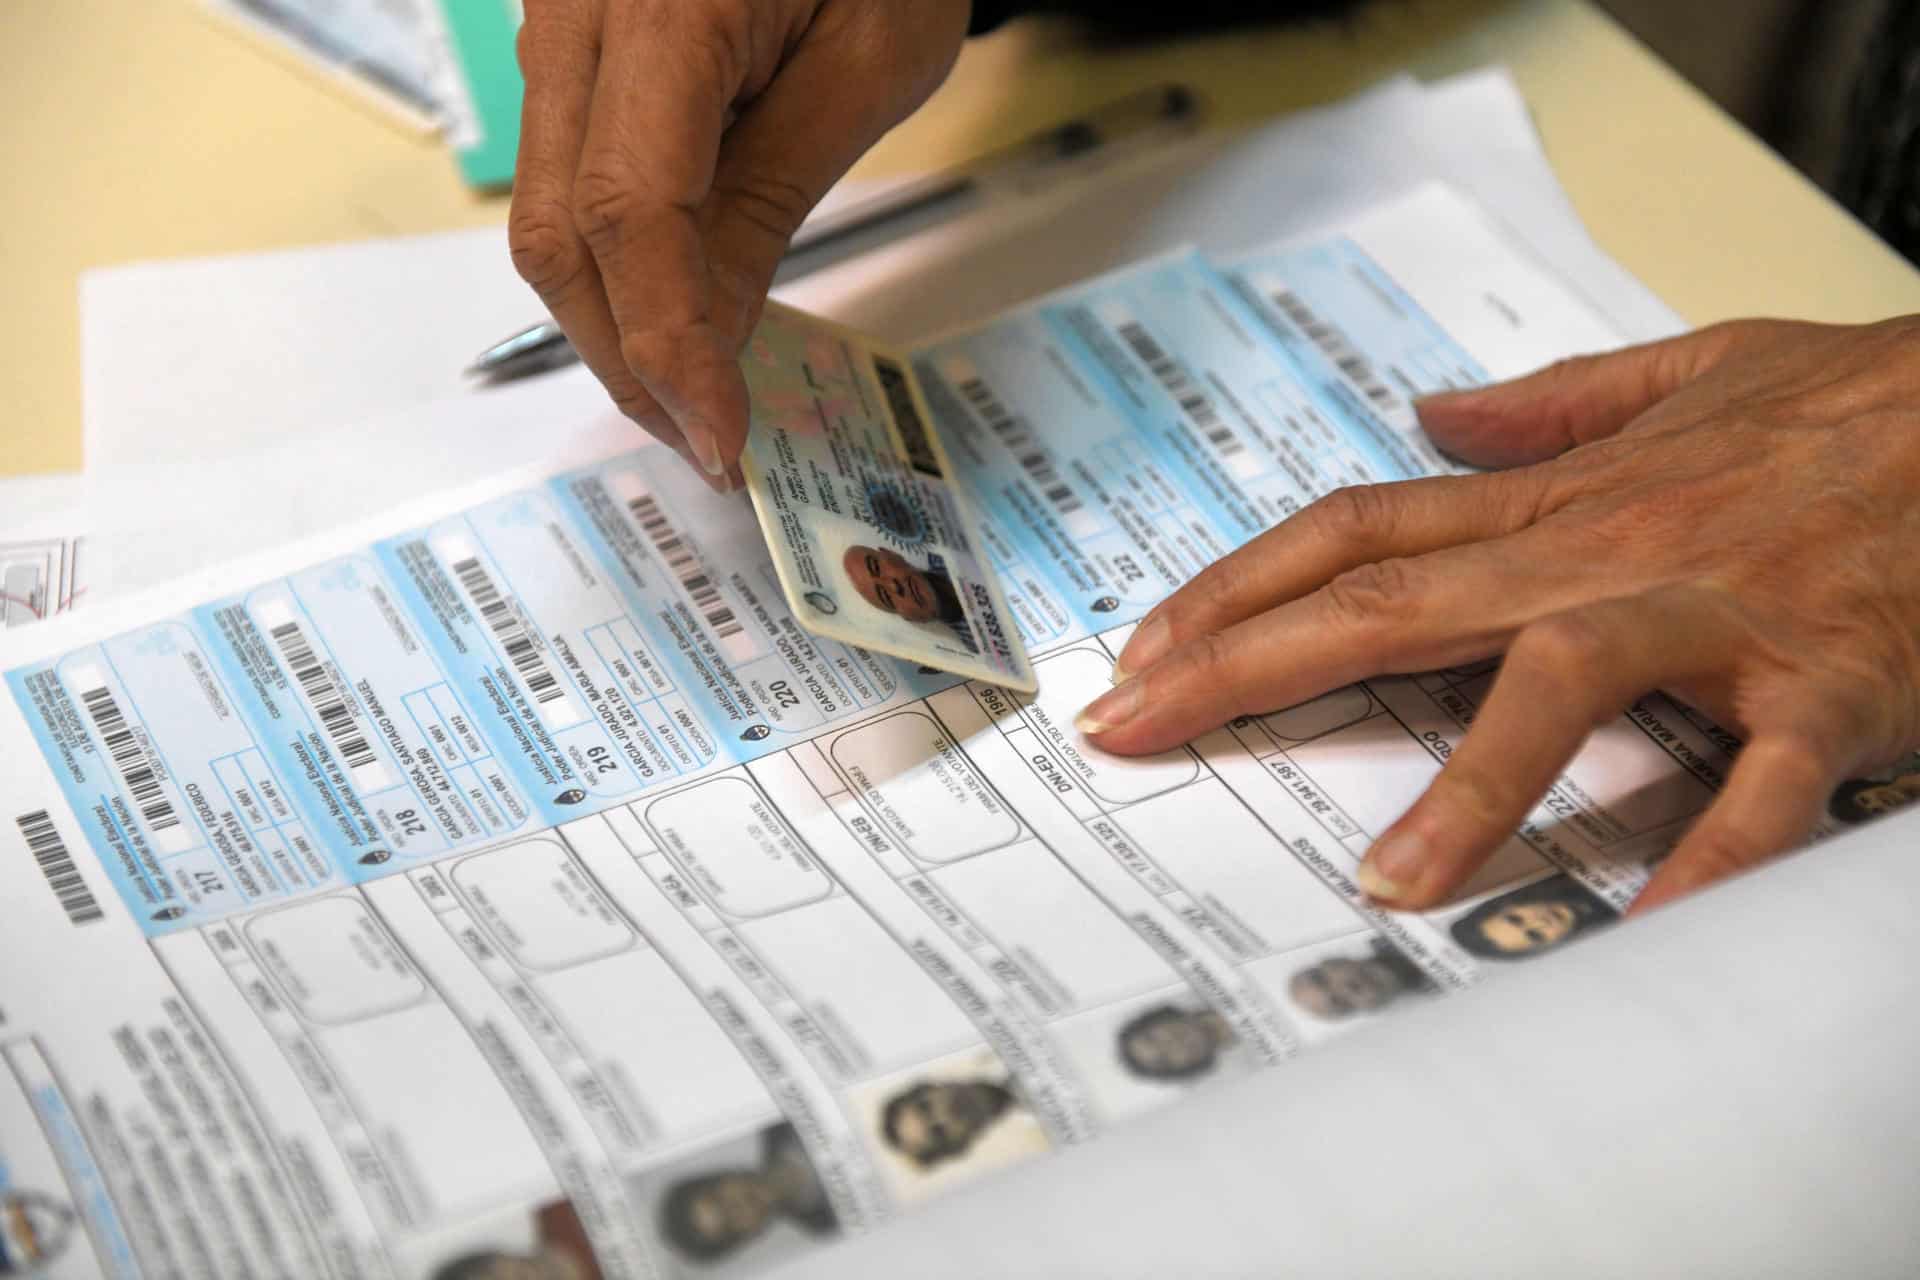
838,544,979,653
1,1188,76,1275
1287,935,1436,1025
851,1046,1049,1203
643,1121,836,1274
1444,872,1616,963
1047,989,1260,1125
1828,755,1920,824
1114,1001,1238,1084
428,1198,603,1280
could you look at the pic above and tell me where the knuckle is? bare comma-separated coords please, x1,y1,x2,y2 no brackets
1673,827,1758,887
1541,352,1604,388
679,6,752,89
1309,483,1397,549
1188,553,1252,618
571,164,642,250
602,370,662,426
507,200,585,295
1431,762,1518,830
1170,631,1247,709
1703,316,1786,349
617,327,665,383
1320,558,1424,629
1752,732,1838,794
711,171,816,245
1187,629,1236,682
515,1,597,80
514,20,535,74
1511,612,1610,679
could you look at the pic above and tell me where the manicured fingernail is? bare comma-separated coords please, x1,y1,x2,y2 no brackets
1113,614,1170,683
1358,829,1426,903
1075,679,1143,736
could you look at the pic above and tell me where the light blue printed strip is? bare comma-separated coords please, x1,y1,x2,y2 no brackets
3,227,1491,938
912,236,1492,648
6,447,973,936
1221,233,1491,479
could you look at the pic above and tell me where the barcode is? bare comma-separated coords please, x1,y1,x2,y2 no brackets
625,492,745,641
874,356,942,478
15,810,103,925
955,376,1084,516
449,557,569,705
1115,320,1245,459
76,680,182,836
1269,289,1400,413
269,618,381,778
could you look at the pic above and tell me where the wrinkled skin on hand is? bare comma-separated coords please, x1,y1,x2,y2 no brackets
1076,317,1920,914
508,0,971,488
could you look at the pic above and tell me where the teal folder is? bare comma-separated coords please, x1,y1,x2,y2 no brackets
438,0,524,189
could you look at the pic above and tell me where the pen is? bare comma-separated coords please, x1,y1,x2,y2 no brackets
467,83,1202,384
464,170,972,382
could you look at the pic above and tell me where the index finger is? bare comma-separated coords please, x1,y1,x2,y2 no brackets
571,2,747,474
508,1,676,447
1356,591,1724,910
1113,471,1550,680
1079,529,1591,755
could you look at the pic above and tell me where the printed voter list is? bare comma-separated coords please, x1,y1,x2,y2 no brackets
0,185,1774,1280
739,303,1037,693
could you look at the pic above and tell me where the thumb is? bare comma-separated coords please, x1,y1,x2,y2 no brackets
697,5,967,461
1416,322,1752,468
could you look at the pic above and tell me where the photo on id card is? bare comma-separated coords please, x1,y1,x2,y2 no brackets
737,302,1038,693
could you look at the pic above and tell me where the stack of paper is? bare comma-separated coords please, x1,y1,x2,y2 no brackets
6,70,1914,1280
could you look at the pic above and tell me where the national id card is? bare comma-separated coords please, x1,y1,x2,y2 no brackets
738,303,1038,693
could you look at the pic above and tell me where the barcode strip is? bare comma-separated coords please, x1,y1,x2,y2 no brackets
874,356,943,478
269,619,378,773
1269,289,1399,412
16,810,103,925
625,492,745,640
77,682,181,834
955,376,1084,516
1115,320,1245,459
449,557,569,705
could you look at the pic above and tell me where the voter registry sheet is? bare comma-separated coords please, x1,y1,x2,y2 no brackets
0,185,1746,1279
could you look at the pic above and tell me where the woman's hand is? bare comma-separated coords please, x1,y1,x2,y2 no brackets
509,0,971,487
1075,317,1920,913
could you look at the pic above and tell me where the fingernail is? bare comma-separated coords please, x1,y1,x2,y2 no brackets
1357,829,1426,903
1113,614,1170,683
1412,386,1486,417
1075,678,1143,736
689,423,726,476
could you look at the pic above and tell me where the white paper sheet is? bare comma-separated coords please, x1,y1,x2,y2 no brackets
768,800,1920,1278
